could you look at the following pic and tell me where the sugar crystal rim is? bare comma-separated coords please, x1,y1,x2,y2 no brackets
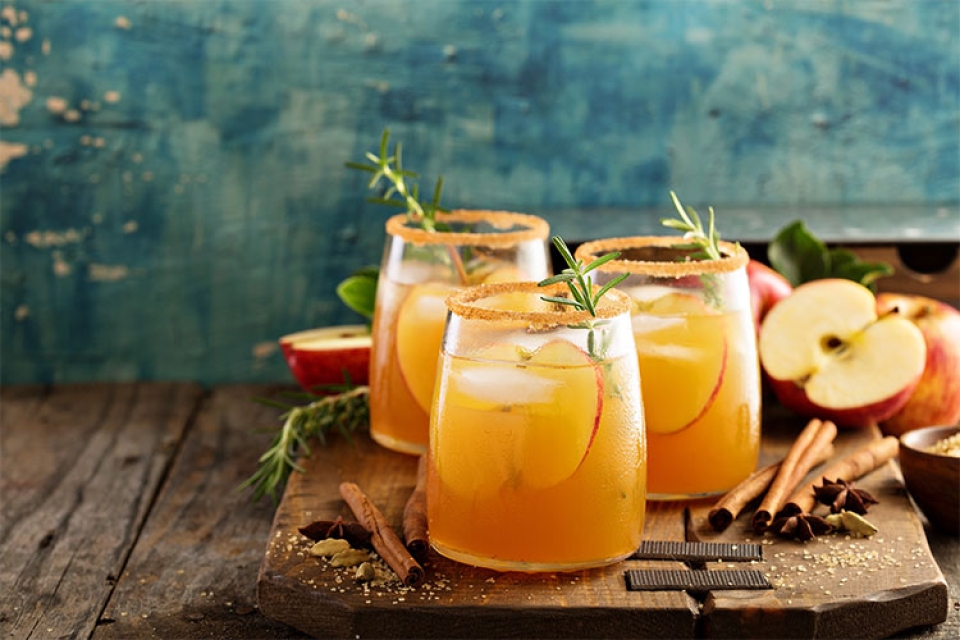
445,281,633,328
575,236,749,276
385,210,550,247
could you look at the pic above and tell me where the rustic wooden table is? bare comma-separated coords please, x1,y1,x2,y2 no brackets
1,383,957,639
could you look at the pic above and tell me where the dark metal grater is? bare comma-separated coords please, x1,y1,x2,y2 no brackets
630,540,763,562
625,569,772,592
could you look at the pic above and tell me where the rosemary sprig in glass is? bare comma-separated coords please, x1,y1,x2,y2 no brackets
346,128,468,283
345,128,447,230
538,236,629,360
660,190,724,260
240,383,369,503
660,190,732,306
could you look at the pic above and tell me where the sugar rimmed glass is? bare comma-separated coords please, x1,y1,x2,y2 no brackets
369,210,551,455
426,282,647,571
575,237,761,500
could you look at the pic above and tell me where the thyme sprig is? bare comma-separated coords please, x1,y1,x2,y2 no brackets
660,190,724,260
345,128,446,231
538,236,629,359
240,385,369,503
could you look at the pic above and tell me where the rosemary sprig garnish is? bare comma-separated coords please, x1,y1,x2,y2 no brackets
346,128,468,283
660,190,724,260
240,385,369,503
538,236,629,359
660,190,732,306
345,128,446,231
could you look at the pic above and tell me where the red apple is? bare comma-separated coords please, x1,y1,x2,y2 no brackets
279,325,371,393
876,293,960,436
746,259,794,334
758,279,927,428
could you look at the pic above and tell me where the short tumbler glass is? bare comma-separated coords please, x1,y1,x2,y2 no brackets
369,211,551,455
426,282,647,571
575,237,761,500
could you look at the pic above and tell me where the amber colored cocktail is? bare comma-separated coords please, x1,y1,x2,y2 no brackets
575,238,760,499
369,211,550,455
427,282,646,571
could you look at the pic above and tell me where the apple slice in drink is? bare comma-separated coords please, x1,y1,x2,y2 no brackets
631,290,728,434
434,340,603,494
514,340,604,488
279,325,371,393
395,283,457,412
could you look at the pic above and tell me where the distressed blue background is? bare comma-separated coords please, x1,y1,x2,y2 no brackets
2,0,958,385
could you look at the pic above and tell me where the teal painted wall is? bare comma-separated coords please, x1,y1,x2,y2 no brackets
2,0,958,385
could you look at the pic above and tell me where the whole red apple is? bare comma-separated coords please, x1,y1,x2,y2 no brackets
746,260,793,334
759,279,927,428
280,325,371,393
876,293,960,436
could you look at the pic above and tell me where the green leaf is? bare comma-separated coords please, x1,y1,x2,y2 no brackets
336,271,378,320
828,248,894,290
768,220,830,286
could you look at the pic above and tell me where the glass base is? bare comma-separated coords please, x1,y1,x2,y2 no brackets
646,489,727,502
369,430,426,456
430,540,633,573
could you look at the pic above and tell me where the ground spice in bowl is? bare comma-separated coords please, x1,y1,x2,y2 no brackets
924,432,960,457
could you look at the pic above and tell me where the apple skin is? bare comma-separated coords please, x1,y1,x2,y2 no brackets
280,325,371,393
746,260,794,333
766,374,920,429
876,293,960,436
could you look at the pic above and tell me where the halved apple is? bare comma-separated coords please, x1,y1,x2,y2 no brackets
280,325,371,393
759,279,927,428
395,283,457,412
631,290,728,434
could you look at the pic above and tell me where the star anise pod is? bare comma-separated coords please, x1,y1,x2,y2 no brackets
299,516,372,548
813,478,878,515
769,513,834,541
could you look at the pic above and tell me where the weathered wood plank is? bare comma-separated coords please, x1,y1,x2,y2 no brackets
93,384,309,640
0,383,202,640
257,427,697,639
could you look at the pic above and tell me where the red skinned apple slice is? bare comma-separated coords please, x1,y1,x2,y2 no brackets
759,279,927,428
396,283,457,412
517,340,604,487
876,292,960,436
280,325,371,393
631,290,728,434
436,340,603,491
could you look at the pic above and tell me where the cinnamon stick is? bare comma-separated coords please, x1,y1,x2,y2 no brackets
707,443,834,532
777,435,899,519
339,481,424,587
402,456,429,562
752,419,838,534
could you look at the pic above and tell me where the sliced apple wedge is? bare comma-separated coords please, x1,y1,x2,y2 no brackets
759,279,927,428
631,290,728,434
435,340,603,493
395,283,457,412
515,340,604,487
280,325,371,392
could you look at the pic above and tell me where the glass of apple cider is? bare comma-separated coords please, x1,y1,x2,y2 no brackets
369,211,551,455
574,237,760,500
426,282,646,571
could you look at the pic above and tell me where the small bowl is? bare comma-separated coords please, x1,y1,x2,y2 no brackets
898,425,960,535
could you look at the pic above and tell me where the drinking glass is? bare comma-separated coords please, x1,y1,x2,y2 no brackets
575,237,760,500
426,282,646,571
369,210,551,455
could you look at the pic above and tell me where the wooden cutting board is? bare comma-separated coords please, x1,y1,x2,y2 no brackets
257,412,949,639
